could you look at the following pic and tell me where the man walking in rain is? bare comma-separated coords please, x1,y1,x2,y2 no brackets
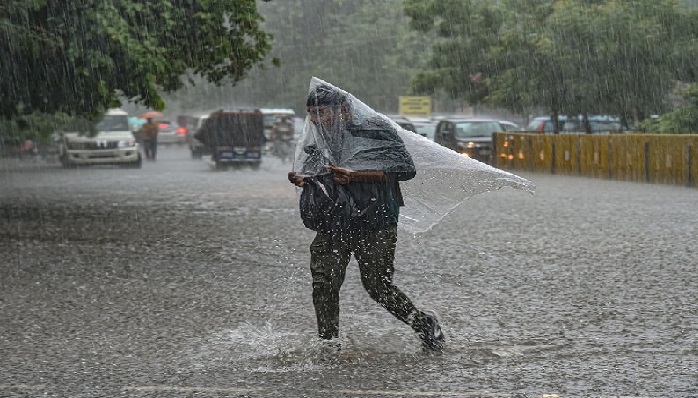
288,81,445,352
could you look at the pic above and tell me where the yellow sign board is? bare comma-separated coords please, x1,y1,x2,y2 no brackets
399,96,432,116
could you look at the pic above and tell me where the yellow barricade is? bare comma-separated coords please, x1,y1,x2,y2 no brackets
494,133,698,187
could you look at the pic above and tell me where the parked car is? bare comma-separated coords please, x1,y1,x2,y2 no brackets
526,115,626,134
186,114,211,158
386,115,418,134
500,120,522,131
414,121,437,140
433,118,506,164
155,120,186,145
176,114,194,131
55,108,141,168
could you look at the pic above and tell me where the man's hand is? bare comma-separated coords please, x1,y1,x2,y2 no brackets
325,165,353,185
288,172,306,187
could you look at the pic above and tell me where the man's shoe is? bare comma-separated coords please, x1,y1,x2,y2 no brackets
418,310,445,352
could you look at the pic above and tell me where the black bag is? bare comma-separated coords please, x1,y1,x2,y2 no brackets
300,177,357,234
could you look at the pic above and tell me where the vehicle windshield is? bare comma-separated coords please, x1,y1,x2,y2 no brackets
454,121,502,138
96,115,130,132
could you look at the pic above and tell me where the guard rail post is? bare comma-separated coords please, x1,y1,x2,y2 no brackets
686,144,693,187
644,141,650,183
551,139,556,175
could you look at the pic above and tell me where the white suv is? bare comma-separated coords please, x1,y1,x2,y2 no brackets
57,108,142,168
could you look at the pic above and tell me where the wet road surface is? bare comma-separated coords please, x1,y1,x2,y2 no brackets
1,147,696,397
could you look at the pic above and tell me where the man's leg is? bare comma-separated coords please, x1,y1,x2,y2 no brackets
354,225,418,324
309,232,350,340
355,225,445,350
151,139,158,160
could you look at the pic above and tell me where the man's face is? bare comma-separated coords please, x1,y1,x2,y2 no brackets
307,106,337,128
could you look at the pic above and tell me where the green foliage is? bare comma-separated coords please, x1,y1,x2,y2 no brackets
0,0,272,125
637,84,698,133
166,0,433,114
404,0,698,124
0,112,72,145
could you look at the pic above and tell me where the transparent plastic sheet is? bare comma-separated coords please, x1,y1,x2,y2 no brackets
293,77,535,235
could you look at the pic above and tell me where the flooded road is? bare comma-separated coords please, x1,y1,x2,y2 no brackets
1,147,696,397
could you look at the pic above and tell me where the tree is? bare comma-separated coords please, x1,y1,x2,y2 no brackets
0,0,273,122
404,0,698,130
637,83,698,133
166,0,434,114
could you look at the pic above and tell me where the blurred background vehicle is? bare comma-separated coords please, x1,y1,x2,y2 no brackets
155,119,186,146
269,115,295,163
433,117,507,164
386,114,419,135
402,116,437,140
499,120,522,131
395,118,417,133
194,109,265,170
526,115,628,134
186,114,211,158
413,121,437,140
260,108,295,154
55,108,141,168
176,115,194,133
293,117,305,141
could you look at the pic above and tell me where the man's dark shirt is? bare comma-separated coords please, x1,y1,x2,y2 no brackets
300,119,416,234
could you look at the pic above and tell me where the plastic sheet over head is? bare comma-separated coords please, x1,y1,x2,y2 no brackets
293,77,536,235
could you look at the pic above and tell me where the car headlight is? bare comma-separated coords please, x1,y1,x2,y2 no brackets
118,139,136,148
459,141,479,149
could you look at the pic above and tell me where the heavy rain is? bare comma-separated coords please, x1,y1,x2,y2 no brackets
1,1,697,398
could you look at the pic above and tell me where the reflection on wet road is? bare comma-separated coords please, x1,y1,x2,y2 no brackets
1,147,696,397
